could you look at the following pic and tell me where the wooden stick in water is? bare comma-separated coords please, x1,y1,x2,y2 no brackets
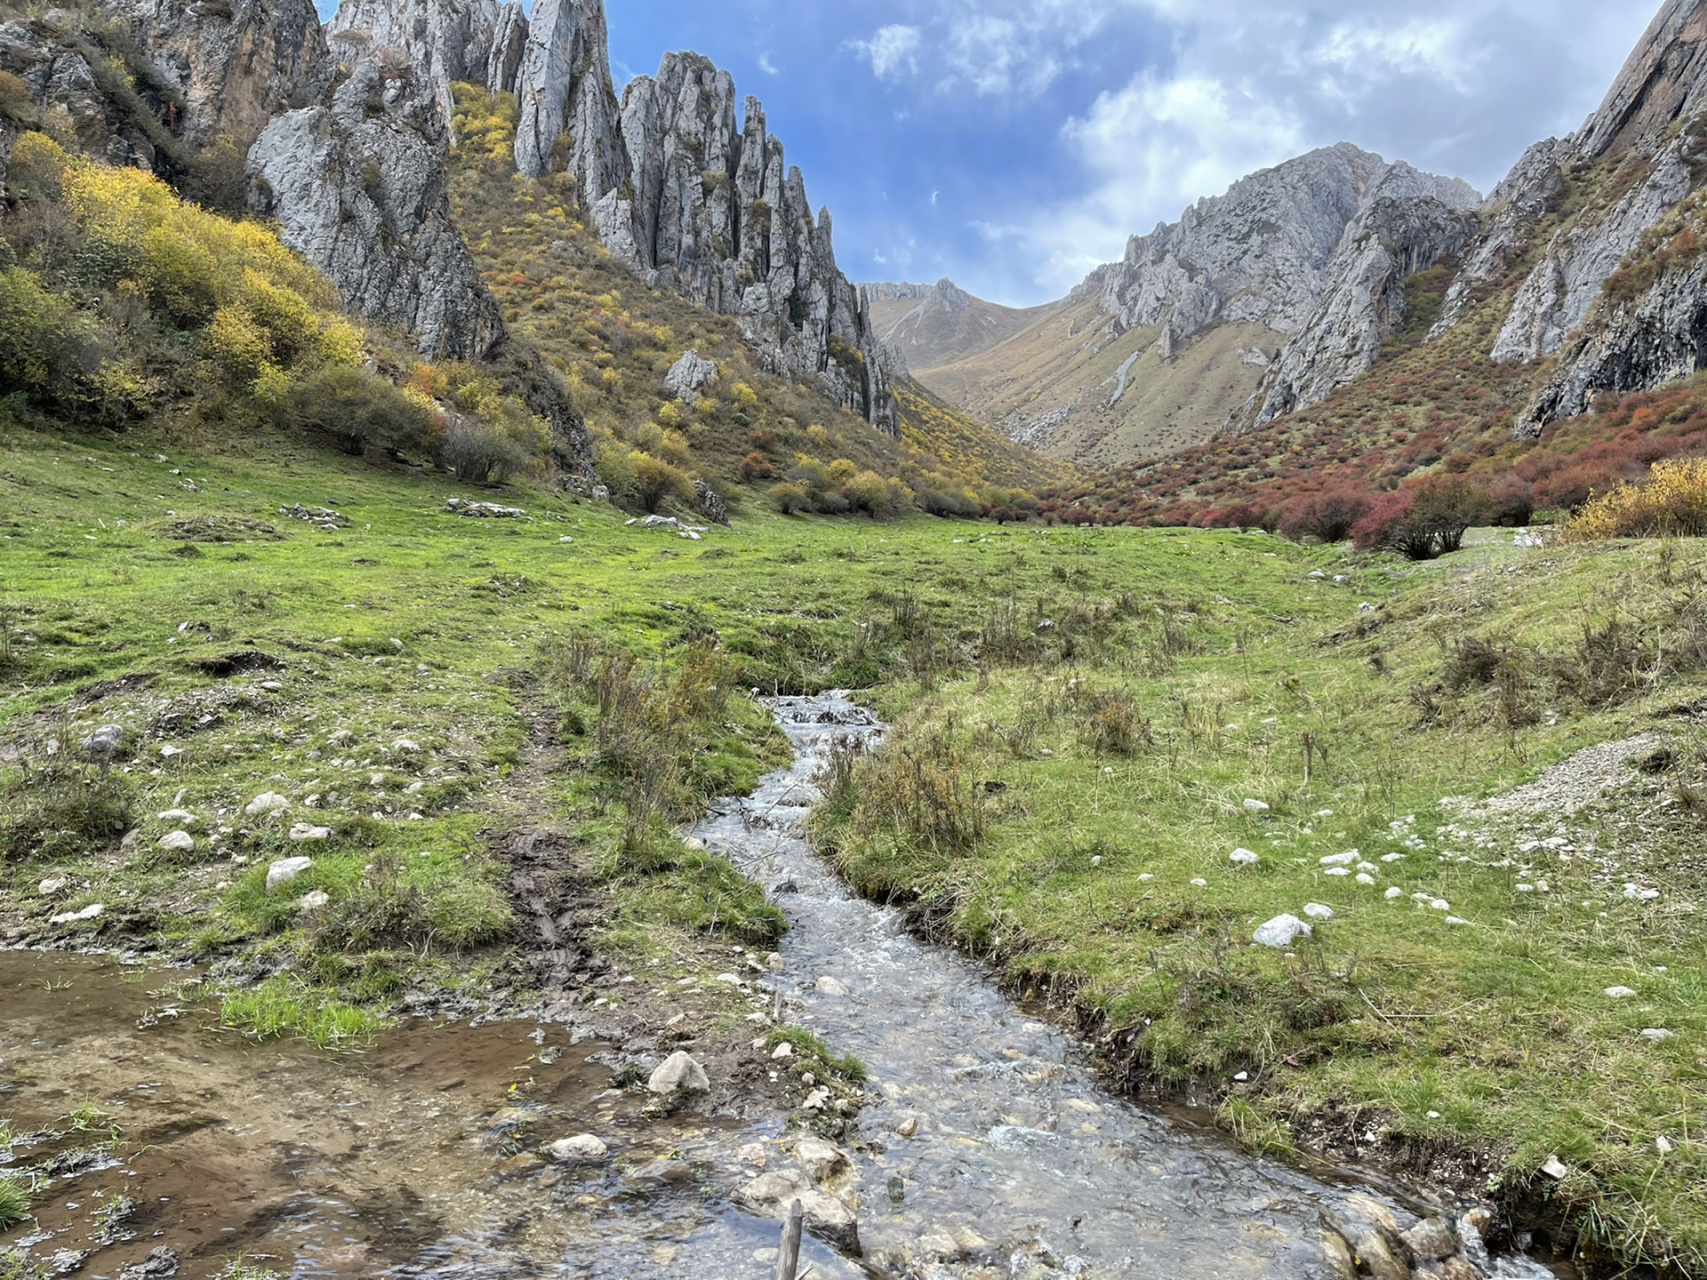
776,1198,805,1280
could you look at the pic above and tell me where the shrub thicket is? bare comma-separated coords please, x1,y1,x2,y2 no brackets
1566,456,1707,540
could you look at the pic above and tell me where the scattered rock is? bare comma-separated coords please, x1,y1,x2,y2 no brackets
795,1138,850,1183
1641,1028,1677,1043
771,1042,794,1061
1242,798,1271,812
1353,1232,1409,1280
45,1250,91,1276
1230,848,1260,866
802,1087,831,1112
298,890,330,911
159,746,183,759
1303,903,1335,920
244,792,290,818
1384,887,1403,900
1540,1154,1570,1180
289,823,332,842
446,498,527,518
38,877,68,896
1403,1217,1459,1261
266,856,314,893
895,1116,919,1138
1319,1232,1358,1280
1320,852,1358,866
738,1142,768,1169
549,1134,609,1163
391,738,421,753
116,1248,179,1279
157,831,195,854
732,1170,860,1253
81,724,125,754
1254,915,1312,948
647,1050,710,1094
157,809,198,826
49,903,105,925
278,503,349,530
816,976,851,996
1604,986,1638,999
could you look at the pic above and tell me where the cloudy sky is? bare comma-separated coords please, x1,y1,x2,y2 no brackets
320,1,1663,306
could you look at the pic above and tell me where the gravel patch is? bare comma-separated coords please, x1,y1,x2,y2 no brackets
1465,733,1673,818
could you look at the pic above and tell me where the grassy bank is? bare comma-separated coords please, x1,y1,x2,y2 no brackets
3,415,1704,1273
814,532,1707,1275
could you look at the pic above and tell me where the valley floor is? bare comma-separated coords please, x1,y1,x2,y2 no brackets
1,421,1704,1277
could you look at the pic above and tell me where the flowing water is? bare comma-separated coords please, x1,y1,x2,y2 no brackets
0,695,1559,1280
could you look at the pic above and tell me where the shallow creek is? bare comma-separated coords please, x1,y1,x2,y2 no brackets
0,695,1558,1279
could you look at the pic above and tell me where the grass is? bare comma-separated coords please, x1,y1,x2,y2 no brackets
0,1174,29,1232
3,402,1706,1273
812,536,1707,1274
218,975,388,1048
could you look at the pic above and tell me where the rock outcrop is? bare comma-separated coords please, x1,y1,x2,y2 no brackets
1246,188,1480,425
512,0,623,204
247,58,504,362
327,0,527,126
96,0,330,148
1089,144,1479,357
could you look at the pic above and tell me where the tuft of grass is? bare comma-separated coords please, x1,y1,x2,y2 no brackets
218,976,388,1048
0,1174,30,1231
212,1259,283,1280
766,1026,868,1084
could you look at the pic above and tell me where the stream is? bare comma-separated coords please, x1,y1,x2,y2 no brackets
0,695,1559,1280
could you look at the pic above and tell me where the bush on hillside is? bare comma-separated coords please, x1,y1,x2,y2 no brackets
1277,487,1374,543
282,366,441,457
1353,475,1487,559
442,417,534,482
1566,456,1707,540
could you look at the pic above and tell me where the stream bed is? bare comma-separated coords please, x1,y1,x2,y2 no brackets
0,695,1560,1280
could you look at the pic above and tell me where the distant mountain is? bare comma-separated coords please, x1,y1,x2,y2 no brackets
918,144,1481,468
864,280,1055,374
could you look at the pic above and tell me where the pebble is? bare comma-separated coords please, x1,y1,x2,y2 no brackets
1190,878,1208,887
157,831,195,854
1242,799,1270,812
549,1134,609,1163
1355,873,1376,886
1540,1154,1569,1180
157,809,198,826
38,877,68,896
1230,848,1260,866
391,739,421,753
289,823,332,841
1384,887,1403,900
299,890,330,911
159,745,182,759
1320,852,1358,866
771,1042,794,1061
816,976,851,996
1303,903,1334,920
648,1051,710,1094
1605,986,1638,999
895,1117,919,1138
1641,1029,1676,1043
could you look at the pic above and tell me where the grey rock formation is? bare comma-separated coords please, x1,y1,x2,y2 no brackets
247,58,504,362
1247,189,1480,425
327,0,528,126
1089,143,1479,357
1573,0,1707,162
96,0,329,148
592,56,896,433
664,351,718,404
1491,141,1693,364
512,0,623,203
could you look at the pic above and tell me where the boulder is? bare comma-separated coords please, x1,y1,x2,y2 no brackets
664,351,718,403
266,856,314,893
1253,914,1311,948
81,724,125,754
794,1138,850,1184
647,1050,709,1094
1403,1217,1459,1261
288,823,331,842
245,792,289,817
247,58,504,362
157,831,196,854
732,1169,860,1253
548,1133,609,1163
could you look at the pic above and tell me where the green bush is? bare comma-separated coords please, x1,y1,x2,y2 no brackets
281,366,439,457
1,758,135,862
0,266,95,402
442,417,534,482
632,454,694,513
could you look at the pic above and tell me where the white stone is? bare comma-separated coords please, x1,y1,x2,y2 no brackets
794,1138,850,1183
38,877,68,896
245,792,289,817
1429,899,1451,912
1380,853,1404,863
289,823,332,842
157,831,195,854
1605,986,1638,999
1657,1135,1674,1154
738,1142,767,1168
648,1051,710,1094
50,903,104,924
157,809,198,826
299,890,330,911
549,1134,609,1163
1230,848,1260,866
1641,1029,1676,1043
1355,873,1376,886
771,1042,794,1060
1242,799,1271,812
1190,878,1208,887
266,856,314,893
1303,903,1335,920
1324,867,1351,877
1385,887,1403,900
391,739,421,753
1539,1155,1569,1180
1254,914,1312,947
1320,852,1358,867
159,745,183,759
816,976,851,996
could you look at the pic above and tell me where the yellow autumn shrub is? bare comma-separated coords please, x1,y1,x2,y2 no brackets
1565,456,1707,540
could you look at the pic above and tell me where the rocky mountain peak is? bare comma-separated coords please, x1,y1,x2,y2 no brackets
326,0,527,127
1575,0,1707,162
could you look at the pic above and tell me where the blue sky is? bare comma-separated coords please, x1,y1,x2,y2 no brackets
319,1,1663,307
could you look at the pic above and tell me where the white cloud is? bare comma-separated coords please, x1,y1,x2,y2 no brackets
852,24,921,81
758,51,779,76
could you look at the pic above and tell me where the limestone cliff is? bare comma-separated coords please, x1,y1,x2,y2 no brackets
247,58,504,362
326,0,527,126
